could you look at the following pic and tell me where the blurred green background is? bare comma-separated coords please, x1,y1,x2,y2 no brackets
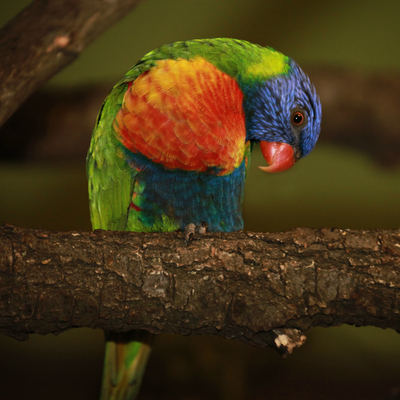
1,0,400,399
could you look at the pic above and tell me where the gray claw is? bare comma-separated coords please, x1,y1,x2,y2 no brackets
184,223,196,245
196,221,208,235
184,222,207,245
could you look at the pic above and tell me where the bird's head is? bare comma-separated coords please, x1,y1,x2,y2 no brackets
243,60,322,173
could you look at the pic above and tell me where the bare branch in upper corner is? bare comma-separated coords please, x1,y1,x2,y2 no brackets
0,0,144,128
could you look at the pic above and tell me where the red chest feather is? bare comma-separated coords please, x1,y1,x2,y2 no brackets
114,57,246,174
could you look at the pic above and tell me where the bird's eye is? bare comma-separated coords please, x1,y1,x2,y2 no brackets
290,108,307,129
292,112,304,125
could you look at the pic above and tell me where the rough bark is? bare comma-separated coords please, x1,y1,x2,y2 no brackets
0,0,144,128
1,224,399,346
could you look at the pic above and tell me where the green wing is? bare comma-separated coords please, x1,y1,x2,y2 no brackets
117,38,289,89
87,82,136,231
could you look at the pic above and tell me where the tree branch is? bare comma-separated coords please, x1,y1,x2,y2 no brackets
1,224,399,347
0,0,144,128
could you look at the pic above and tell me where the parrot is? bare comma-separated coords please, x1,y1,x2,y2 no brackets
86,38,322,400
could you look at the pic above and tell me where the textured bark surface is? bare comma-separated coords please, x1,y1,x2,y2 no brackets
0,0,143,127
1,224,399,344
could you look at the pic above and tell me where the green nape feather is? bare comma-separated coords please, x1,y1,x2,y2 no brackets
118,38,290,89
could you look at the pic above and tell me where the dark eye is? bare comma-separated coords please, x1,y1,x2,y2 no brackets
292,112,304,125
290,108,308,129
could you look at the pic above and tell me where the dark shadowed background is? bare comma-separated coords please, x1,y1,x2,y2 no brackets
1,0,400,399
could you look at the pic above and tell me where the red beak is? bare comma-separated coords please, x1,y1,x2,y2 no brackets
259,141,295,173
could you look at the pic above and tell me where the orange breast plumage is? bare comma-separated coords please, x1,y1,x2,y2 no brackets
114,57,246,175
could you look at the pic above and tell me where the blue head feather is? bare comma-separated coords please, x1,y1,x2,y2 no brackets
242,59,322,159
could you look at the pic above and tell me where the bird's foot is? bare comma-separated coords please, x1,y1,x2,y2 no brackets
184,221,208,245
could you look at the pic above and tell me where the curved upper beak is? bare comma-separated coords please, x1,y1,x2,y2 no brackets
258,141,296,173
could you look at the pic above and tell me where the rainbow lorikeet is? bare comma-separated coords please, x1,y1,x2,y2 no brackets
87,38,322,399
